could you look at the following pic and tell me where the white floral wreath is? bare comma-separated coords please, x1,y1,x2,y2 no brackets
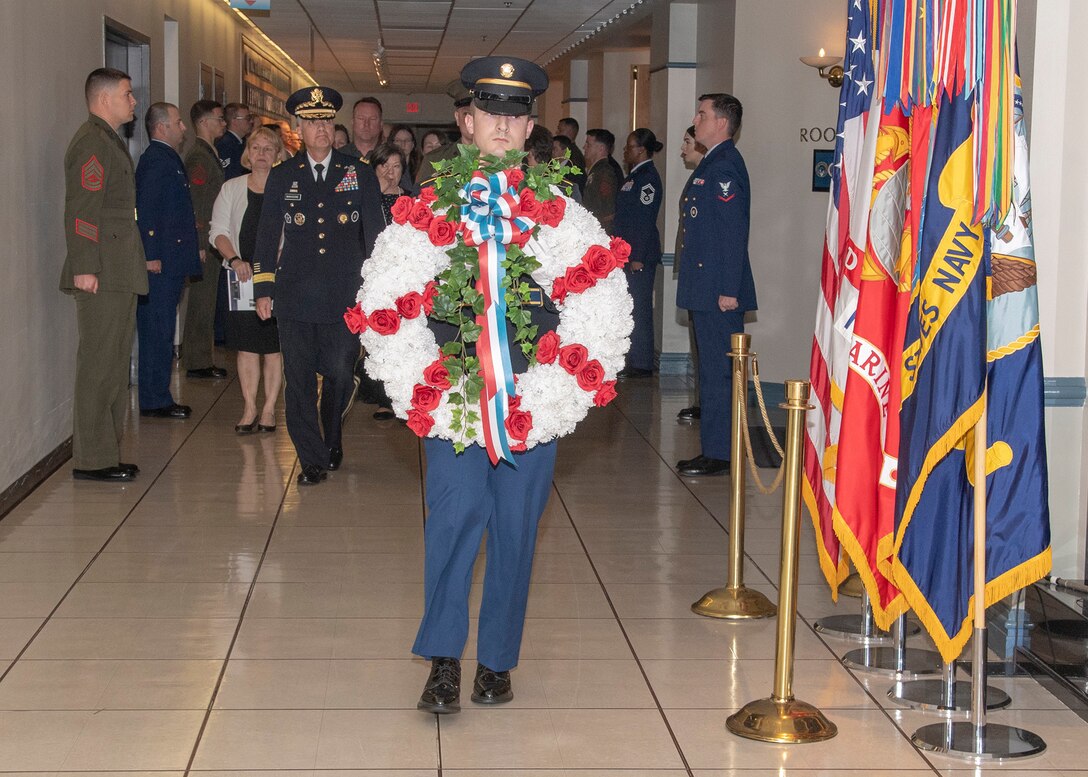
346,176,634,451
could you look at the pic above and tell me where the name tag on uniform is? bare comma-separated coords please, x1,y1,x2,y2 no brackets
284,192,302,201
620,181,634,192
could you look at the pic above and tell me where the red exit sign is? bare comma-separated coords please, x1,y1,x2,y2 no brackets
406,102,420,113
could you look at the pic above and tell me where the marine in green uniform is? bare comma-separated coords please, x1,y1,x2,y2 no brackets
60,68,148,482
181,99,228,378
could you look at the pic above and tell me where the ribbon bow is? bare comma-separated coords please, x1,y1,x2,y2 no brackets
458,170,536,465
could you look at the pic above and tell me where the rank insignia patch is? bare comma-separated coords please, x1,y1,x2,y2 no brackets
640,183,656,205
74,218,99,242
190,164,207,186
81,156,103,191
717,180,735,203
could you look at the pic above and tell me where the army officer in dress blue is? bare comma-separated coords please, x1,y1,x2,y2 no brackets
134,102,201,419
614,128,664,378
252,86,385,485
675,94,757,477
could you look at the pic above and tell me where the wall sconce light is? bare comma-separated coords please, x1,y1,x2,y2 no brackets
800,49,844,88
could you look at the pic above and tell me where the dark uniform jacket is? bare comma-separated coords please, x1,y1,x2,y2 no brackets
674,169,697,271
252,149,385,323
612,160,663,267
582,157,621,234
215,131,248,180
184,138,225,270
60,114,147,294
135,141,202,278
675,139,757,313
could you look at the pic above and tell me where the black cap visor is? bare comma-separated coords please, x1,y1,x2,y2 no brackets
472,91,533,117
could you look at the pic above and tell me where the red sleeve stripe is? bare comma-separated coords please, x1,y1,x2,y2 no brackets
74,218,99,242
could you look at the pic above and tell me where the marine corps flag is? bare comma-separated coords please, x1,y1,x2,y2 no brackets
891,75,1050,662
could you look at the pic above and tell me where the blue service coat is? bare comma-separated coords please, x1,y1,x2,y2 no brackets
215,131,248,180
252,150,385,324
135,140,202,278
612,159,663,266
675,139,757,313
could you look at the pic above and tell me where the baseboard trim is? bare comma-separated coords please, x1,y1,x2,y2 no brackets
0,438,72,521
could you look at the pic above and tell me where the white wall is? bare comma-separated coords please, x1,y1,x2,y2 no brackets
0,0,311,493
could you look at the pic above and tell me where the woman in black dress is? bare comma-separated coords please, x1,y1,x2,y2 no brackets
209,127,284,433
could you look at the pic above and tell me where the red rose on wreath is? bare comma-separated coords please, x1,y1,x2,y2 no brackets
408,201,434,231
549,277,568,303
391,196,413,224
505,408,533,440
406,408,435,437
428,217,457,247
411,384,442,413
422,359,451,390
564,264,596,295
609,236,632,266
343,303,368,334
517,188,543,221
576,359,605,391
507,393,522,411
558,343,588,374
368,308,400,335
505,168,525,188
594,380,618,407
539,196,566,227
396,291,423,319
535,330,560,364
418,186,437,204
422,280,438,315
582,245,618,279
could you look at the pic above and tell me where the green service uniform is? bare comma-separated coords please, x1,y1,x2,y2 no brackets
582,157,621,235
414,141,462,186
181,138,225,370
60,114,148,470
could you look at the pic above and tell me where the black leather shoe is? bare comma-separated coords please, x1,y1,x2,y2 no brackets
140,403,192,419
418,657,461,714
73,466,134,482
186,367,227,379
677,405,701,422
470,663,513,705
373,408,395,421
328,447,343,471
678,455,730,477
676,455,699,469
118,462,140,475
617,367,653,379
236,421,258,434
297,465,327,486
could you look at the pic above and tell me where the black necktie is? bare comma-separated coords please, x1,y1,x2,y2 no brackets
315,162,325,182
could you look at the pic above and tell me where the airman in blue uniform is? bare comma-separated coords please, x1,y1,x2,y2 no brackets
252,86,385,485
676,94,757,477
614,128,664,377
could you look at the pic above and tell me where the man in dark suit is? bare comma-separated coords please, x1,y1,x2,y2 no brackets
252,86,385,486
134,103,201,419
216,102,253,180
675,93,757,477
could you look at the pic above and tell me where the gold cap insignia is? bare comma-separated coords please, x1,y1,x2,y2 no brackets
310,88,324,105
500,63,515,79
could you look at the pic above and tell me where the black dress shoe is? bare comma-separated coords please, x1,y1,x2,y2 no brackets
235,421,258,434
617,367,653,379
297,465,327,486
677,405,701,422
678,456,730,477
328,447,343,471
73,466,134,482
118,462,140,475
140,403,192,419
373,408,395,421
470,663,513,705
186,367,227,379
418,657,461,714
676,455,699,469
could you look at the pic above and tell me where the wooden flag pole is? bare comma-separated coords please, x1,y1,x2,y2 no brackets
911,387,1045,760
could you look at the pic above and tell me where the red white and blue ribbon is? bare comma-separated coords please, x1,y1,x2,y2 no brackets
459,170,536,465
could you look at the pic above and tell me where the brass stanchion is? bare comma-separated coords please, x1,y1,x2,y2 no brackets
692,333,777,620
727,380,837,743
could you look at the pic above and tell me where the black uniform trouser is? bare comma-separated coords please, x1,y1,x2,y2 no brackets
278,318,359,470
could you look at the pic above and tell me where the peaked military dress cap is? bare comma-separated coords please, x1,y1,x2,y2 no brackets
445,80,473,108
460,57,548,116
286,86,343,119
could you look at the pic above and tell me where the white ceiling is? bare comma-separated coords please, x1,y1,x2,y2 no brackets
244,0,652,94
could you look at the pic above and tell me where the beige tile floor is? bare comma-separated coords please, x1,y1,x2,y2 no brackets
0,365,1082,775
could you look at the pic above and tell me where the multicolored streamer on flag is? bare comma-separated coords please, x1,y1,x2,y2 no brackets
459,170,536,465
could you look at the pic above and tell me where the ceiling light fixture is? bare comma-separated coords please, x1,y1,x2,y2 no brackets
546,0,645,65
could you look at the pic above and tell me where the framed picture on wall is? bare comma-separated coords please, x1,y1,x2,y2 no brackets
812,149,834,192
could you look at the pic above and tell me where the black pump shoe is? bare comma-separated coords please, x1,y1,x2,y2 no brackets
470,663,513,704
418,657,461,714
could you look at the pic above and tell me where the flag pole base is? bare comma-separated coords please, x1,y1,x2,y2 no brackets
841,646,942,678
813,614,898,643
726,696,838,743
912,721,1045,761
692,585,777,619
888,679,1011,712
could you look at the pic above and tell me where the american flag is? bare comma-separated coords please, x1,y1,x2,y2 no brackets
802,0,883,595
